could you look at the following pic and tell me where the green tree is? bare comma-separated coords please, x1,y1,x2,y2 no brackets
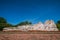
5,23,14,27
0,17,7,23
56,20,60,30
57,20,60,24
17,21,32,26
0,17,7,31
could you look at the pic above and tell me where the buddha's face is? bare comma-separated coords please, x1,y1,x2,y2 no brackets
46,21,53,25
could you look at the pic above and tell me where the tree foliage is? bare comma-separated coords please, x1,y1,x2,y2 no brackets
0,17,7,23
5,23,14,27
56,20,60,30
0,17,7,31
17,21,32,26
57,20,60,24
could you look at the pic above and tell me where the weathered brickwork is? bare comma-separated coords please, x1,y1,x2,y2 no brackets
0,32,60,40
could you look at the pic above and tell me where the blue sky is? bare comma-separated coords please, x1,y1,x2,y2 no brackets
0,0,60,25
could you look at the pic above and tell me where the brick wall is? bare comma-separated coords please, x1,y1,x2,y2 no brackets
0,31,60,40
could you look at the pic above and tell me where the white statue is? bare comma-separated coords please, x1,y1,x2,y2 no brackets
32,22,45,31
44,20,58,31
3,20,59,31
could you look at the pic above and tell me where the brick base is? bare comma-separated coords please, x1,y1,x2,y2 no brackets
0,32,60,40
